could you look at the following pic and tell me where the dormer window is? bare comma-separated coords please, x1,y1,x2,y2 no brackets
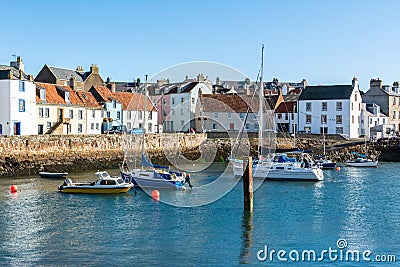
40,89,46,101
65,92,70,103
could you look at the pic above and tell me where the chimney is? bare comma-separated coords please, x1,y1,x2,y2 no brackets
10,56,24,72
106,80,116,93
69,77,77,91
370,78,382,89
28,75,33,82
352,76,359,89
90,64,99,74
76,66,84,72
19,69,23,80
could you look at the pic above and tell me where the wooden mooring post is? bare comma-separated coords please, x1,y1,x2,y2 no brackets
243,156,253,212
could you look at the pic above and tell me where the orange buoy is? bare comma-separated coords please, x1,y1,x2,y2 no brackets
10,185,18,193
151,190,160,200
335,166,341,171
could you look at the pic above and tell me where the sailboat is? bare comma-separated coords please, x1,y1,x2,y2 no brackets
120,75,193,189
345,137,378,167
230,45,324,181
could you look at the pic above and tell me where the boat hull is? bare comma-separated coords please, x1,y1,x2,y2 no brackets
231,159,324,181
345,161,378,167
121,170,185,189
39,172,68,179
59,186,131,194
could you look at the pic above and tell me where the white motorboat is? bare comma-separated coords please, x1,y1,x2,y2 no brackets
345,158,378,167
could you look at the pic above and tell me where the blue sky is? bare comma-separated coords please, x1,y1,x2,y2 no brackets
2,0,400,91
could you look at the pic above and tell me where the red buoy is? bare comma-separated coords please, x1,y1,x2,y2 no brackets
10,185,18,193
151,190,160,200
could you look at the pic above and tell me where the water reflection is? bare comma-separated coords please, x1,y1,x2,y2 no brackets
239,211,253,264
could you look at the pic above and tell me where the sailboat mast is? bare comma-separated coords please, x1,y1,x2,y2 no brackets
141,75,148,169
258,45,264,158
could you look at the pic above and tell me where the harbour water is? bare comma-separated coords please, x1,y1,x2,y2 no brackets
0,163,399,266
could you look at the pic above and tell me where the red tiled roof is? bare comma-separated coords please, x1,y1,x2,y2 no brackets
113,92,156,111
91,86,114,102
36,82,83,105
200,94,259,113
276,101,296,113
76,91,102,108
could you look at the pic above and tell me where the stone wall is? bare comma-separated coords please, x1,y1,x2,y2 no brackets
0,134,206,177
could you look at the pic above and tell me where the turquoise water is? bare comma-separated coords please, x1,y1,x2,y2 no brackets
0,163,399,266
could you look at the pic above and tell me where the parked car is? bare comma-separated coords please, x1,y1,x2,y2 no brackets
108,125,127,134
128,128,143,134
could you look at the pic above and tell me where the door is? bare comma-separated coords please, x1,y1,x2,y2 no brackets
38,125,44,135
58,109,64,121
14,122,21,135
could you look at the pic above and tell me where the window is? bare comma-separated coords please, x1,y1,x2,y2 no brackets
78,110,83,120
37,124,43,134
306,115,312,124
65,92,70,103
191,98,195,104
45,108,49,118
240,113,245,119
47,122,52,129
352,115,354,123
172,110,175,115
228,112,232,119
254,124,259,131
107,111,111,118
91,123,94,130
370,118,372,125
383,118,385,124
39,108,43,118
181,120,184,126
336,127,343,134
40,89,46,100
0,124,2,134
306,102,311,112
117,111,121,120
181,108,184,115
304,127,311,133
163,99,166,105
351,103,353,110
78,124,83,133
215,112,219,118
320,127,328,134
393,111,396,119
278,114,282,119
355,93,358,101
96,123,99,130
139,123,142,129
393,97,396,105
172,98,175,105
291,113,294,120
230,123,235,130
19,81,25,92
321,115,327,124
285,114,288,120
127,122,131,129
127,111,131,120
148,123,152,132
92,110,96,118
69,110,74,119
113,100,117,109
139,111,142,120
245,124,250,131
322,102,327,111
101,110,104,118
336,115,342,124
212,123,217,130
19,99,25,112
336,102,342,111
163,110,167,116
359,103,361,111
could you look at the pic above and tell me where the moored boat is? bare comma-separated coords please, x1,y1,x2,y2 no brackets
39,171,68,179
58,171,133,194
345,158,378,167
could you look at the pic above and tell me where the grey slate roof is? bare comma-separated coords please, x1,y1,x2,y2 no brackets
0,65,29,80
299,85,354,100
48,66,84,82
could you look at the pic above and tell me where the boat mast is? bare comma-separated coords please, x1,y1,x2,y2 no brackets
323,122,326,155
258,44,264,159
141,74,148,169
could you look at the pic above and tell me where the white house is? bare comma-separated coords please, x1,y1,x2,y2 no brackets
166,81,212,132
0,57,37,135
298,78,363,138
361,103,390,140
112,92,158,133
